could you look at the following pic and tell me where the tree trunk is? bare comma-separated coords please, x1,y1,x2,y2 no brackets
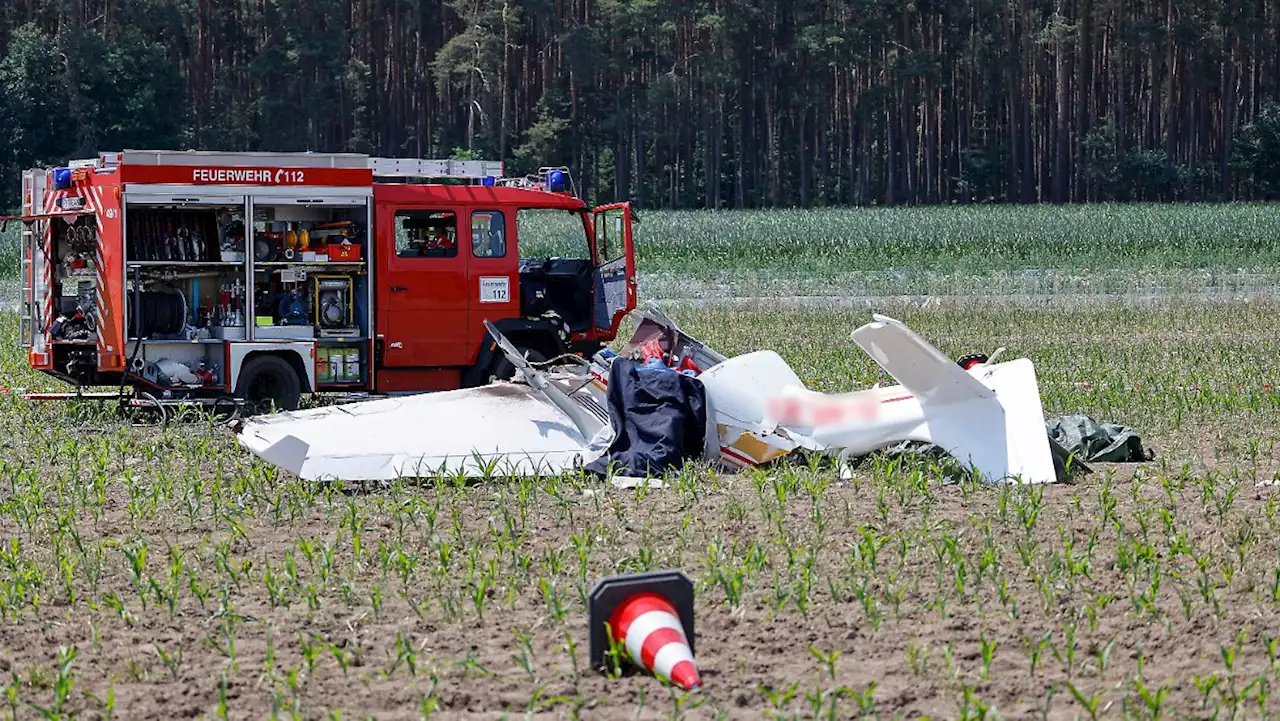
1077,0,1093,201
1053,0,1069,203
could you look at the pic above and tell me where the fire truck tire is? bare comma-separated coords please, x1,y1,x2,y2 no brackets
489,347,547,383
235,355,302,413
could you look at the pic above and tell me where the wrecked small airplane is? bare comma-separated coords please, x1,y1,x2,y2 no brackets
233,305,1061,485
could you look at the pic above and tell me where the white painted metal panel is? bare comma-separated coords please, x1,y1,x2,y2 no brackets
851,313,995,404
235,382,595,481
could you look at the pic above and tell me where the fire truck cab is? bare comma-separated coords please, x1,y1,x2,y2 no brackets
15,150,636,412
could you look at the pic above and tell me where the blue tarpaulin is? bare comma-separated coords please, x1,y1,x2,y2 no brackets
585,358,709,478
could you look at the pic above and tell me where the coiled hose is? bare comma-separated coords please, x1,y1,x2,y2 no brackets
127,290,187,338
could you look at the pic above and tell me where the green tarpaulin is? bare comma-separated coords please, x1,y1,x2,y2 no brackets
1046,414,1153,463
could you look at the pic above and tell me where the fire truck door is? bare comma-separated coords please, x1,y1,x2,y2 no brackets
590,202,636,336
379,208,470,367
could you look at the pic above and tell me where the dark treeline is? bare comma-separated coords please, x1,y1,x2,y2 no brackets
2,0,1280,211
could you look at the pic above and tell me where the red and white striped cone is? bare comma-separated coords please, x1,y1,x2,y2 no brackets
589,570,700,690
608,591,701,690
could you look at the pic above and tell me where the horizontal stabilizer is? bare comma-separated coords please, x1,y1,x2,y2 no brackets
851,314,994,405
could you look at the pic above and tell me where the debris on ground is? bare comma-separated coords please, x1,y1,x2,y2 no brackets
231,381,600,481
1047,413,1154,462
235,303,1069,485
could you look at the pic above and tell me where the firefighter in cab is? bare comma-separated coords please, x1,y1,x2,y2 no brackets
429,225,455,253
403,216,456,257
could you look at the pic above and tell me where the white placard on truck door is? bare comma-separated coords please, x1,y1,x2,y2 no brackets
479,276,509,303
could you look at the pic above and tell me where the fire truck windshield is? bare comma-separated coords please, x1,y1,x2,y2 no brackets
515,209,589,260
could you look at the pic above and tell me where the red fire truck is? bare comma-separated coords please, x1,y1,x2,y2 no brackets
14,150,635,412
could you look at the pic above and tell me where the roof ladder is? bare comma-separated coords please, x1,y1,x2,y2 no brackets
367,157,504,180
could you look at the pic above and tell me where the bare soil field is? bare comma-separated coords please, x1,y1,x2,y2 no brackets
2,298,1280,719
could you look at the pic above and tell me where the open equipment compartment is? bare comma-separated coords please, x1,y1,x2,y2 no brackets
247,192,372,389
125,203,245,263
121,192,250,392
46,209,103,384
49,212,99,342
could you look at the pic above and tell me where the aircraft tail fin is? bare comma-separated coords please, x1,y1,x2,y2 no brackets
851,314,1056,484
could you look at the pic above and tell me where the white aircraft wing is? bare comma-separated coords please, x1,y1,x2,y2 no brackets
234,382,599,482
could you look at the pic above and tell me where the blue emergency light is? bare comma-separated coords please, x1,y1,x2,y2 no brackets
481,176,496,187
53,167,72,190
547,169,566,192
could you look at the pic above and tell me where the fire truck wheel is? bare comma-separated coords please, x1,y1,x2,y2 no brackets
236,355,302,413
490,347,547,383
